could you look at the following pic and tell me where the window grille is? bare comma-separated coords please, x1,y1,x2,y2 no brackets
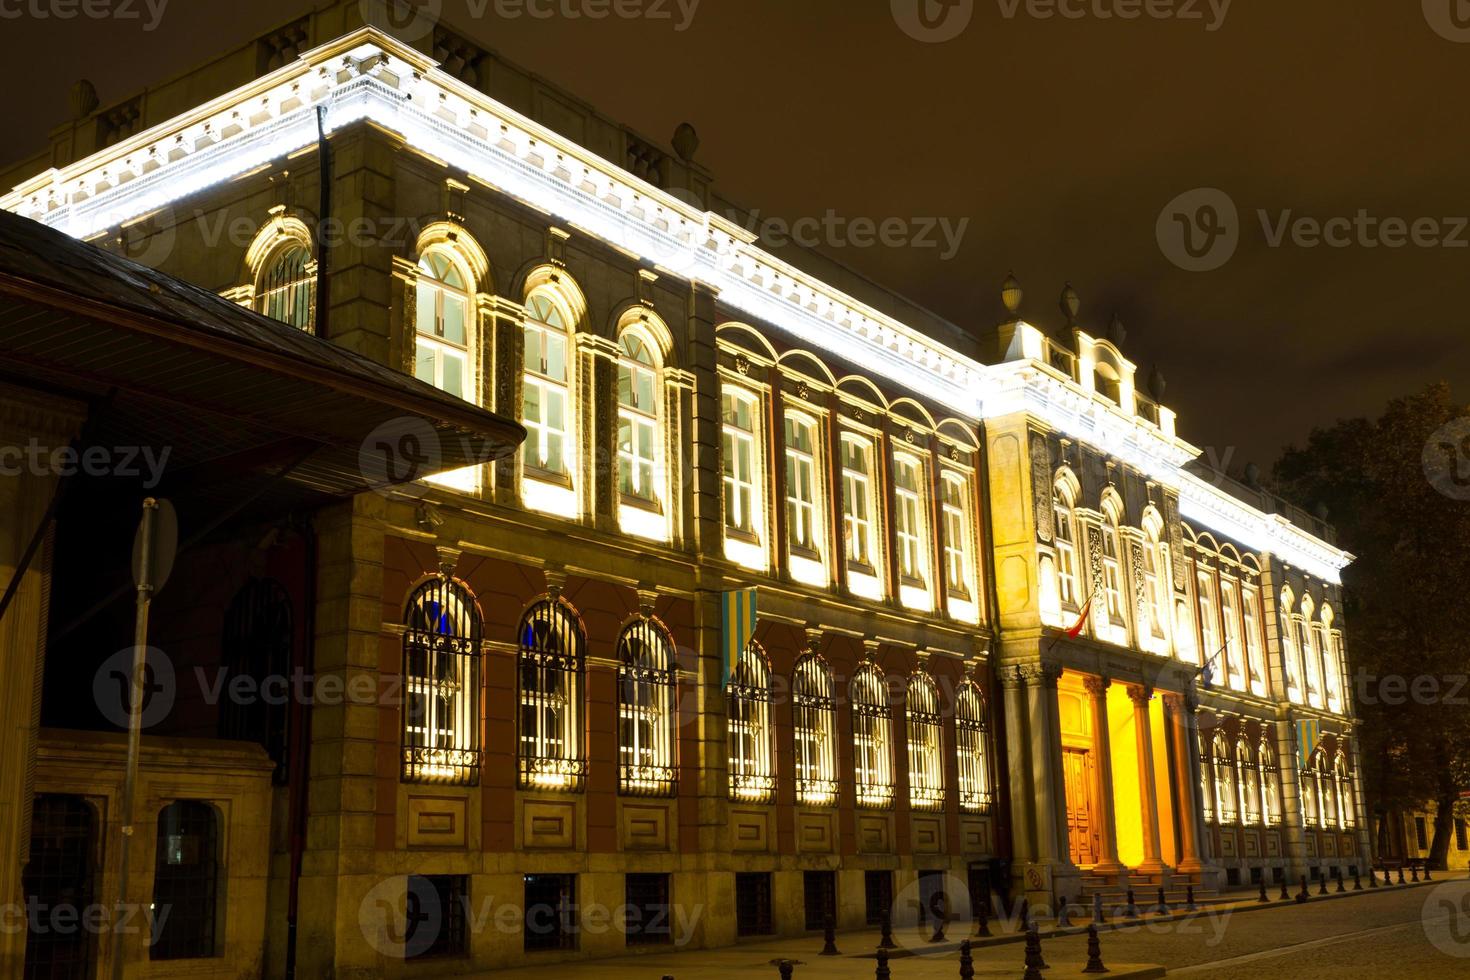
402,577,481,786
617,617,677,797
518,599,587,791
906,672,946,811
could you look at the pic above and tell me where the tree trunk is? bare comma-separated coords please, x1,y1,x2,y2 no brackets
1428,793,1457,871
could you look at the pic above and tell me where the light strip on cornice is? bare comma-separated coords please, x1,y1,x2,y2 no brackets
2,28,1350,577
1176,471,1352,584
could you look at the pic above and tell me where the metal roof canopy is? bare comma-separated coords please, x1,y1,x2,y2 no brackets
0,210,524,510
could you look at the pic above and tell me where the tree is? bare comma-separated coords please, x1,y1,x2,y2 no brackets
1274,383,1470,869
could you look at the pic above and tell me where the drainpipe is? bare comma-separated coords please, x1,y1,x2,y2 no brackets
313,105,332,340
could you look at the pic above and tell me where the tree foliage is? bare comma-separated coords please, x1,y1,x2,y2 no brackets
1274,383,1470,866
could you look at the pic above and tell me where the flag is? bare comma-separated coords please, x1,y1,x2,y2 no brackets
1065,595,1094,638
721,588,757,687
1296,718,1322,769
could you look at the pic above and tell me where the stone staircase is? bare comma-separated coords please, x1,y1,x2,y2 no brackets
1072,868,1221,911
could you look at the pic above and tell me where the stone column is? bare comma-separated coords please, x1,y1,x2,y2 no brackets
1163,695,1205,873
1085,677,1123,874
1274,710,1310,882
1002,667,1034,865
1026,667,1062,865
1129,685,1167,874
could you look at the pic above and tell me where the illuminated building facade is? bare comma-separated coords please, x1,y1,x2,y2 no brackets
0,3,1368,975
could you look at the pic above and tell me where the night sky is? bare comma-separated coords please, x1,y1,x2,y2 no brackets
6,0,1467,470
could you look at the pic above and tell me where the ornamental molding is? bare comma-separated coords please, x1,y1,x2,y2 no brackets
1,26,1351,581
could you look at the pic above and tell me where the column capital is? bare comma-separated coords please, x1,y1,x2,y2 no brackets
1127,684,1154,707
1020,663,1063,689
1083,675,1111,698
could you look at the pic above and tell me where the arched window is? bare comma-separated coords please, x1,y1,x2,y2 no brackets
617,330,664,524
151,801,219,960
1241,581,1265,694
1219,575,1246,691
257,241,314,330
1300,597,1323,708
414,249,475,401
1099,498,1127,629
792,655,838,806
1259,738,1281,826
522,291,574,479
1334,750,1355,829
1320,605,1342,712
402,577,481,785
1199,732,1215,824
906,672,945,811
518,599,587,792
1279,588,1303,702
727,642,775,802
617,617,677,797
1141,513,1169,644
849,663,894,808
1237,740,1260,825
1053,479,1081,608
1195,565,1220,669
1213,731,1238,824
955,680,992,813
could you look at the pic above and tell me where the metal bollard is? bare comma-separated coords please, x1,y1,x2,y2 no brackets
875,947,891,980
1024,923,1049,971
1279,875,1290,901
1353,870,1362,891
1156,886,1169,914
1092,892,1105,924
1125,888,1138,918
1317,873,1329,897
1336,872,1346,894
1057,895,1071,928
1397,866,1406,885
1082,923,1109,974
778,960,794,980
1425,864,1434,881
1369,867,1379,889
975,901,991,938
1258,878,1269,903
1018,898,1031,932
820,913,839,956
880,907,895,949
1411,864,1420,883
1296,875,1309,903
959,938,975,980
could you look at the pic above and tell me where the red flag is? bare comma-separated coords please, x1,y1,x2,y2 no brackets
1065,595,1094,638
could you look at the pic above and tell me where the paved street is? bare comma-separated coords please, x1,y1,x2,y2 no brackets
465,876,1470,978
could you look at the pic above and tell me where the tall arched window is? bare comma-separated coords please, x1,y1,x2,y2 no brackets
402,577,481,785
151,801,219,960
1259,737,1281,826
1099,498,1127,630
1213,731,1238,824
257,241,314,330
1199,732,1215,823
1320,605,1342,712
1334,750,1355,829
1141,513,1169,645
522,292,574,479
955,680,992,813
518,598,587,792
906,671,945,811
1237,740,1260,825
617,329,664,533
850,664,894,808
1279,588,1303,702
792,655,838,806
1301,749,1326,828
1241,581,1265,695
728,642,775,802
414,250,474,401
617,617,677,797
1219,575,1246,691
1053,479,1081,608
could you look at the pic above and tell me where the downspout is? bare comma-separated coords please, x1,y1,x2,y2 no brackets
283,515,317,980
313,105,333,340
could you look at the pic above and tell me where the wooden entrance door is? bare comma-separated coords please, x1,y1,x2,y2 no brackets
1063,748,1098,866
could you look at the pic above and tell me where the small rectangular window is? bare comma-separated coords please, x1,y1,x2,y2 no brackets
893,455,927,586
803,870,836,931
840,434,875,569
1416,816,1429,851
1456,818,1467,851
624,874,672,946
407,875,468,960
524,874,577,952
722,388,760,538
864,870,893,925
940,471,973,598
784,413,821,555
735,872,773,937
